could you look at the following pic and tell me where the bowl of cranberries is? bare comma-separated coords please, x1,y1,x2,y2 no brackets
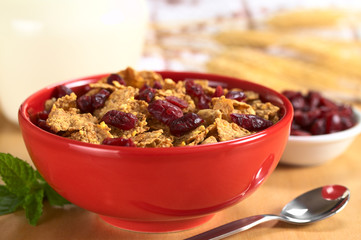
281,90,361,166
18,69,293,233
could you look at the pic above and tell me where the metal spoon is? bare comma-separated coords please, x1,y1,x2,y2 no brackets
185,185,350,240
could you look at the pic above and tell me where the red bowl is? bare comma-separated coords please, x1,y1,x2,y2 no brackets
18,71,293,232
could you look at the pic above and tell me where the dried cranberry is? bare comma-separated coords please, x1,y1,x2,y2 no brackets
77,95,93,113
170,113,204,136
341,116,356,129
291,122,301,131
293,109,321,128
282,90,300,100
319,97,338,110
293,110,311,128
225,91,246,102
197,94,211,109
310,118,326,135
282,90,305,110
101,110,138,130
136,85,155,103
102,137,135,147
213,85,224,97
37,110,49,120
185,79,204,97
184,79,211,109
83,84,91,93
230,113,273,131
338,105,353,118
307,108,322,122
107,74,125,85
318,106,332,118
92,89,110,109
139,84,150,92
325,113,343,133
283,90,357,136
148,100,183,125
55,85,73,98
153,81,162,89
307,91,322,109
291,95,306,110
165,96,188,109
37,119,53,132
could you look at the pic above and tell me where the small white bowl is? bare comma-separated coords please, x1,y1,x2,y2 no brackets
281,107,361,166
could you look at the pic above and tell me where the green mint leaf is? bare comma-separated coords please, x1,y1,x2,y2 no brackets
23,188,44,226
0,153,37,196
0,153,73,226
44,184,70,206
0,185,24,215
35,171,46,184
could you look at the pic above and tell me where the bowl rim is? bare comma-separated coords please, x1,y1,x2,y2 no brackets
18,71,294,153
288,107,361,143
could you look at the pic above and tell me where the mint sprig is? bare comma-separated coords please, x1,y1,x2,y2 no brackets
0,153,71,225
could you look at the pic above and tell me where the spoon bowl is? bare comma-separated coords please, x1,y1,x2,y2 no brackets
186,185,350,240
281,185,349,224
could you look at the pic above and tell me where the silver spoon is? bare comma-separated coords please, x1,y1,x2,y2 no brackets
185,185,350,240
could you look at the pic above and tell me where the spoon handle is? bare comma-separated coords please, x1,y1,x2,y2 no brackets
184,214,280,240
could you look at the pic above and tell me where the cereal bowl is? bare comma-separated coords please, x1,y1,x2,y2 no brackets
281,107,361,166
18,71,293,233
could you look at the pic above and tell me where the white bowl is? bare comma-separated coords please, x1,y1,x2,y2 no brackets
281,107,361,166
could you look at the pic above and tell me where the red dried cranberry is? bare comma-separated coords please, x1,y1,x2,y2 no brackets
83,84,92,93
139,84,150,92
225,91,246,102
341,116,356,129
185,79,204,97
293,110,311,128
230,113,273,131
77,95,94,113
338,105,353,118
101,110,138,130
37,110,49,120
55,85,73,98
283,90,357,136
37,119,53,132
102,137,135,147
307,91,322,109
319,97,338,110
310,118,326,135
282,90,305,110
307,108,322,122
291,95,306,110
213,85,224,97
92,89,110,109
291,122,301,131
325,113,343,133
136,85,155,103
165,96,188,109
184,79,212,109
148,100,183,125
282,90,300,99
107,74,125,85
293,109,320,128
318,106,332,118
197,94,211,109
170,113,204,136
153,81,162,89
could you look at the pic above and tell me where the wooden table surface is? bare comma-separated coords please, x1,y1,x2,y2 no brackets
0,110,360,240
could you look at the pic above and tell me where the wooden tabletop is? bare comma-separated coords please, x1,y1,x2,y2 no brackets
0,111,360,240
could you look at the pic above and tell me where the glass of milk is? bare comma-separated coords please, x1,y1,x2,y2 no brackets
0,0,149,123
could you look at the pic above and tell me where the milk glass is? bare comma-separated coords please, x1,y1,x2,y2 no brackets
0,0,148,123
